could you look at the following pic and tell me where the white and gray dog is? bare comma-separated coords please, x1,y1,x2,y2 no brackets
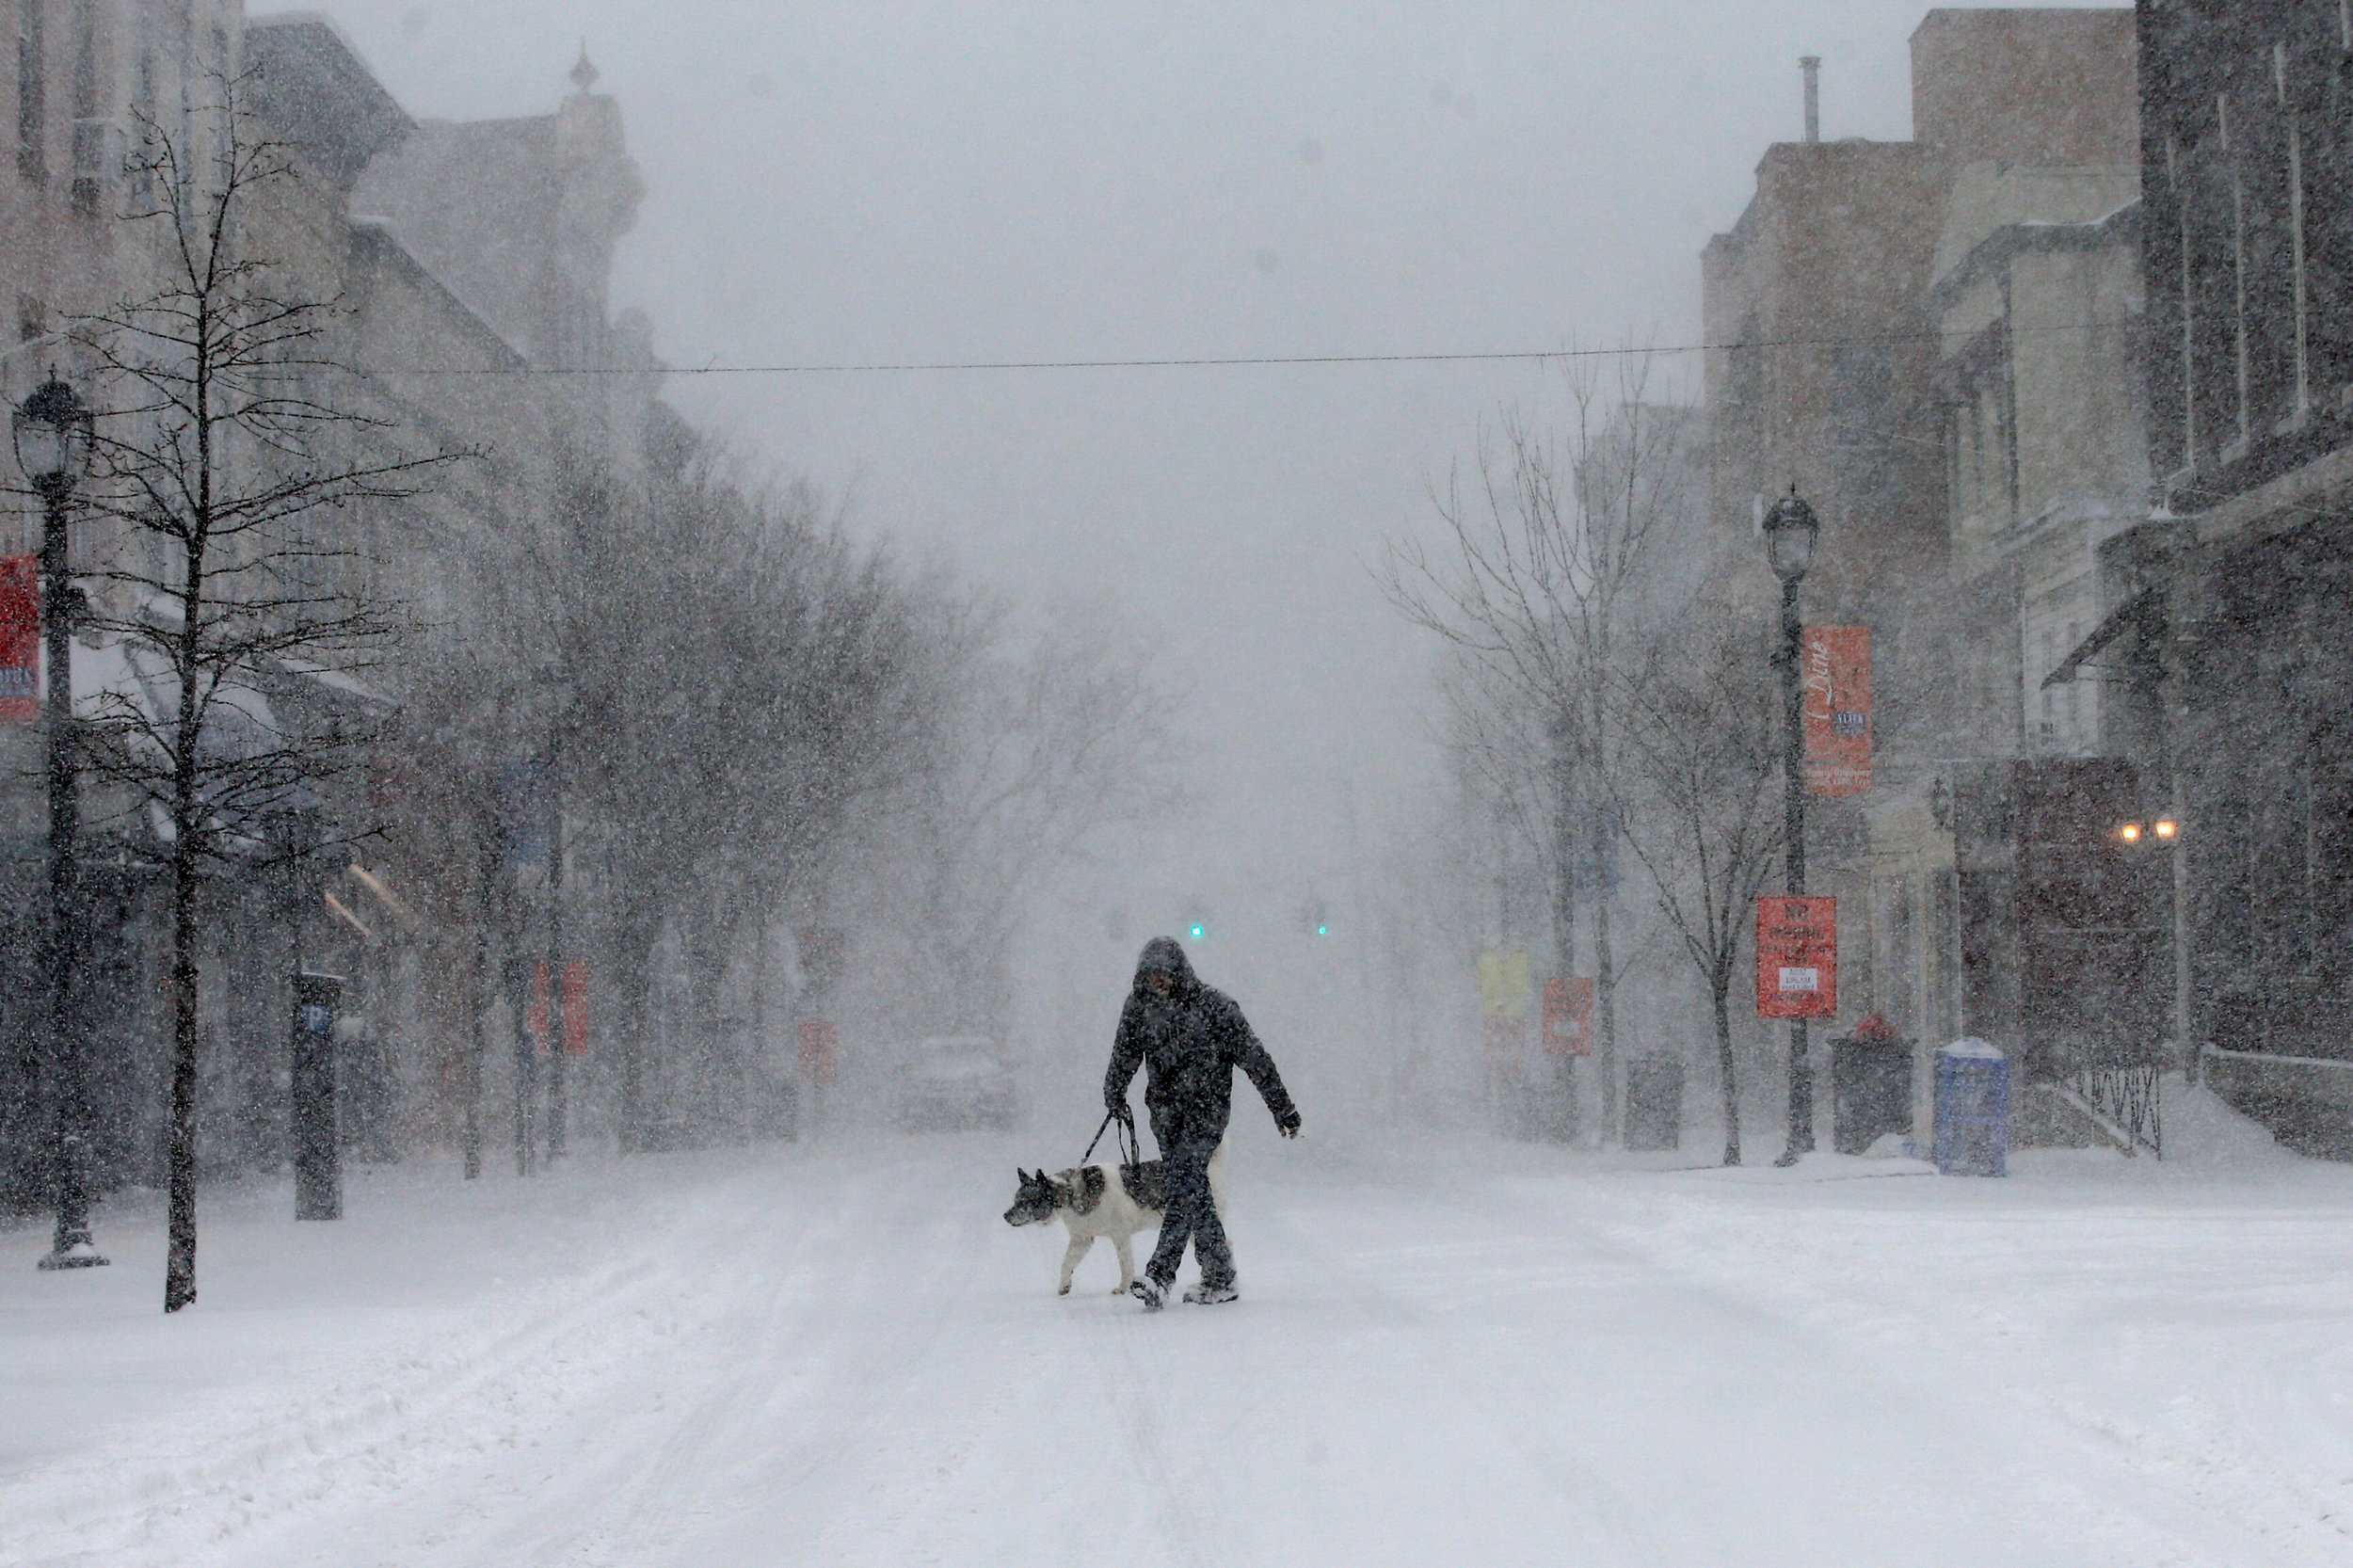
1002,1144,1227,1295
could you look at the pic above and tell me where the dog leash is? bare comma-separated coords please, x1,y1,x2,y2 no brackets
1081,1105,1141,1167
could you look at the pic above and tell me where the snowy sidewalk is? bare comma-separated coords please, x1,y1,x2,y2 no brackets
6,1107,2353,1567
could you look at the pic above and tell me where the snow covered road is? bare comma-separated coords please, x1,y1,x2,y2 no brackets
10,1118,2353,1566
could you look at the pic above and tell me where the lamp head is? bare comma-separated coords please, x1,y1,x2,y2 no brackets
13,376,91,498
1761,487,1819,584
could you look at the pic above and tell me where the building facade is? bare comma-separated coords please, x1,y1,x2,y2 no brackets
0,6,671,1209
2094,0,2353,1152
1703,8,2155,1148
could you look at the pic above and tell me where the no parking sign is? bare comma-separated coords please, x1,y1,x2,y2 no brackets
1755,896,1836,1018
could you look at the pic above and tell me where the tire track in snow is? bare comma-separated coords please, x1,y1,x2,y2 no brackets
1080,1321,1221,1568
224,1153,994,1568
1249,1199,1684,1568
1275,1147,2306,1568
11,1208,730,1568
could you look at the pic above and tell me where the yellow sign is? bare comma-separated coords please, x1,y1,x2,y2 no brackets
1478,950,1532,1019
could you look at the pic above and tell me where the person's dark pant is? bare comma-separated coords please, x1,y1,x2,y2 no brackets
1146,1112,1231,1289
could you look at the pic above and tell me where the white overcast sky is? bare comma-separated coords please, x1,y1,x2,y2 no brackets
260,1,2113,941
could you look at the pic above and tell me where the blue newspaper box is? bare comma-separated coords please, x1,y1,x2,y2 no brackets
1933,1038,2009,1176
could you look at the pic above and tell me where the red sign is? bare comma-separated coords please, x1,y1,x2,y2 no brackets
1802,626,1871,797
561,961,590,1056
1756,896,1837,1018
1543,977,1594,1056
0,556,36,723
799,1018,840,1084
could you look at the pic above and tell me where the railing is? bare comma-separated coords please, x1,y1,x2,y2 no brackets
2058,1059,2162,1159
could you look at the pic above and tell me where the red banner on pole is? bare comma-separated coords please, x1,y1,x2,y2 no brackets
0,556,36,724
1542,977,1594,1056
1802,626,1871,797
560,960,590,1056
1756,896,1837,1018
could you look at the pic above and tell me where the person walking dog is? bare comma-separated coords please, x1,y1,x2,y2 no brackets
1104,936,1301,1309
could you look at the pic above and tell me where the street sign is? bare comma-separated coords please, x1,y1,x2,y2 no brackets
1479,949,1531,1019
1802,626,1872,797
1756,896,1837,1018
1543,977,1594,1056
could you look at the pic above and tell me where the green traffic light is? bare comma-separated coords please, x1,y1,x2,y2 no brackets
1316,925,1329,936
1189,923,1206,940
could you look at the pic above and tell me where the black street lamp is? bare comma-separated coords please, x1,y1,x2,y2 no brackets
14,375,105,1270
1763,486,1819,1169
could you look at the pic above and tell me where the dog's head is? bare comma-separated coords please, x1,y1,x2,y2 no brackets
1002,1167,1064,1226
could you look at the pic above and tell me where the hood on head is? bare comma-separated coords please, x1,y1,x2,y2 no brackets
1132,936,1196,995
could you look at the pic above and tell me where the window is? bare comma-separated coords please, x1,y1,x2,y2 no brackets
2276,43,2311,426
2221,93,2253,456
17,0,42,185
1830,343,1896,506
66,0,92,213
2167,135,2199,472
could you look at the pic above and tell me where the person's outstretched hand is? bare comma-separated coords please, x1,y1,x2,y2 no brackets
1275,1108,1302,1139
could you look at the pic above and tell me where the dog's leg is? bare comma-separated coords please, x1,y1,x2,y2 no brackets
1058,1233,1093,1296
1112,1231,1136,1293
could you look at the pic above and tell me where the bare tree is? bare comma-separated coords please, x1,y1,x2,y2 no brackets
481,458,932,1148
882,597,1188,1039
1605,608,1785,1165
70,82,462,1310
1382,349,1694,1140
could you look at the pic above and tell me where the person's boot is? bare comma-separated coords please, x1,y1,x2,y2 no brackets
1182,1281,1239,1305
1130,1276,1167,1311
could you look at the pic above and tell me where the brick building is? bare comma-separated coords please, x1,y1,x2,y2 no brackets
1701,8,2152,1146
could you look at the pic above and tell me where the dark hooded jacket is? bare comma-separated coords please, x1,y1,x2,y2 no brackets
1104,936,1298,1138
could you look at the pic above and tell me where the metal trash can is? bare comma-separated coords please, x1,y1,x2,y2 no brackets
1832,1016,1913,1155
1933,1038,2009,1176
1623,1055,1684,1151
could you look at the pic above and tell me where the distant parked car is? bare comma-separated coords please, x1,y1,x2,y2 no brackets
895,1035,1021,1130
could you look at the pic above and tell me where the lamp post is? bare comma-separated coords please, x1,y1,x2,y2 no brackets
1763,487,1820,1169
14,376,104,1269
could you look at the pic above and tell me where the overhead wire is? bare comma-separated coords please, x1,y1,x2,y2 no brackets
382,317,2141,378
